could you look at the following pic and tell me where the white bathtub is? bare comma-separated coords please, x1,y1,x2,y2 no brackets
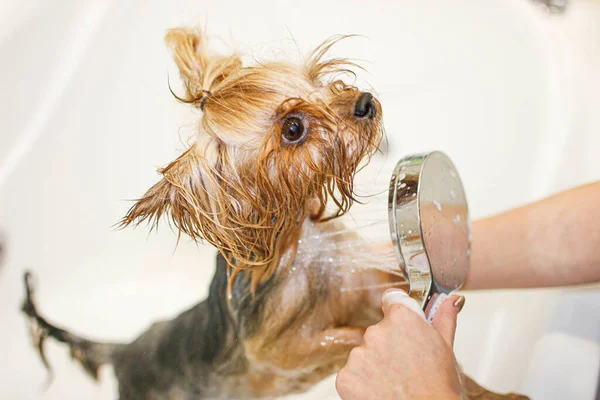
0,1,598,399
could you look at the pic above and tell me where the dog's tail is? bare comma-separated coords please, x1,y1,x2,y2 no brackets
21,271,123,383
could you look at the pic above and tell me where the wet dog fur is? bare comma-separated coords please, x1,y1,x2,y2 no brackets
21,27,529,400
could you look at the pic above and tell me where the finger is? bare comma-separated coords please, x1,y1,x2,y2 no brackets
381,289,427,321
431,295,465,346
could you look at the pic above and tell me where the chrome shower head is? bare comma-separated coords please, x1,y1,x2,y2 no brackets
388,151,470,318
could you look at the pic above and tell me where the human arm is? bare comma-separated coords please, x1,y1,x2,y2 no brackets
464,181,600,290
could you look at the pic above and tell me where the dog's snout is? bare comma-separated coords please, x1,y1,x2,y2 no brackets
354,92,374,119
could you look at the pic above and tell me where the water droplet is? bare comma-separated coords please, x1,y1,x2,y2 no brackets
450,189,456,199
407,230,412,234
320,342,327,347
328,257,334,263
453,214,461,224
433,200,442,213
412,193,416,197
450,170,457,178
467,217,473,242
466,249,471,257
453,257,457,263
350,268,356,273
398,173,406,181
400,183,406,188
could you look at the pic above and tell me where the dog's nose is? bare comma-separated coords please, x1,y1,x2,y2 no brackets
354,92,375,119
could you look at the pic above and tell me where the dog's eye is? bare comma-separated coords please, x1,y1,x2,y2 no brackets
281,117,306,144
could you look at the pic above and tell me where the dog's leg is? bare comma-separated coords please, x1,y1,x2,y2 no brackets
247,326,364,372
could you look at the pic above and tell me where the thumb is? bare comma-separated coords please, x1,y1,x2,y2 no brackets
381,289,427,321
431,294,465,346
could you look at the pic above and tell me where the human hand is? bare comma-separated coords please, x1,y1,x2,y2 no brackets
336,289,465,400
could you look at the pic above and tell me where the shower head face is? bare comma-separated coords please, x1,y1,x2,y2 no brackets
388,151,470,309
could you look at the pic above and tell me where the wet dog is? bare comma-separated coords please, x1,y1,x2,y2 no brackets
22,27,528,400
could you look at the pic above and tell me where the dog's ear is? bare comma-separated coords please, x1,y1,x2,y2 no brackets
165,27,242,107
119,144,216,243
118,142,290,291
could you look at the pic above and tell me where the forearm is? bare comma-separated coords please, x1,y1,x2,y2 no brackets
464,181,600,290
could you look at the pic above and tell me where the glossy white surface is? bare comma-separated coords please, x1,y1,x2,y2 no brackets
0,1,598,399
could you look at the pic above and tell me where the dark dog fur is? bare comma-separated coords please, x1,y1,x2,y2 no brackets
23,218,402,399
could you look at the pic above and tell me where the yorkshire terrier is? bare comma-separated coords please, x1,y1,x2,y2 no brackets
21,27,528,400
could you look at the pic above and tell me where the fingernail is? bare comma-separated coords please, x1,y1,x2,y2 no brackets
382,289,427,321
382,289,409,304
453,295,466,312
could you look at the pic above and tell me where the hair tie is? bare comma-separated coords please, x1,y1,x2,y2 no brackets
200,90,212,111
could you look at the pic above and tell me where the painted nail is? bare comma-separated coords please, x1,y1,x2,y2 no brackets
453,295,466,313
